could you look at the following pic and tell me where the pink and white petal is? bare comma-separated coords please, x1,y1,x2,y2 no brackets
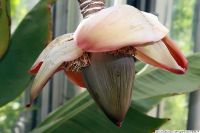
135,40,186,74
29,33,74,74
141,11,168,36
74,5,168,52
28,39,83,105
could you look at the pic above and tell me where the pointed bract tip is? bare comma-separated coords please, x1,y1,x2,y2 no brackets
168,67,187,75
178,67,188,74
26,103,31,108
181,60,189,74
25,98,33,108
115,121,123,128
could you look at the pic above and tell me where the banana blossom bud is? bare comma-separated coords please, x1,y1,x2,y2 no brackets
28,5,188,127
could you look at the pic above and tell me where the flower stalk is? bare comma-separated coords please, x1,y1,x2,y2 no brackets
77,0,105,18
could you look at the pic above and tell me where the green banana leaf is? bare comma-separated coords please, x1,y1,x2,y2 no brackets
132,53,200,112
132,96,163,113
134,52,200,100
32,92,168,133
0,0,55,107
126,53,200,113
0,0,10,58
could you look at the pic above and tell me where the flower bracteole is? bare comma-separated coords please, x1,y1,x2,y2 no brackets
28,33,84,105
28,4,188,127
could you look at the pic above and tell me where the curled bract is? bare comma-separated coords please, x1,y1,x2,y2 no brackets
28,33,84,105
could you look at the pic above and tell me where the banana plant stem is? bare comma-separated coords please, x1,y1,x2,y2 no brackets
77,0,105,18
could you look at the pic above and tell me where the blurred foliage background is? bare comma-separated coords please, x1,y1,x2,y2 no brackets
0,99,21,133
171,0,195,55
0,0,38,132
0,0,197,132
11,0,38,32
161,95,188,130
161,0,195,130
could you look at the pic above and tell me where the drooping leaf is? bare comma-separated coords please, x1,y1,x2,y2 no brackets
32,92,168,133
34,53,200,132
132,96,163,113
0,0,55,107
0,0,10,58
133,53,200,113
133,53,200,101
132,53,200,113
31,53,200,132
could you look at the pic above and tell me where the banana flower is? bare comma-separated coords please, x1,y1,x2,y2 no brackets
28,5,188,127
